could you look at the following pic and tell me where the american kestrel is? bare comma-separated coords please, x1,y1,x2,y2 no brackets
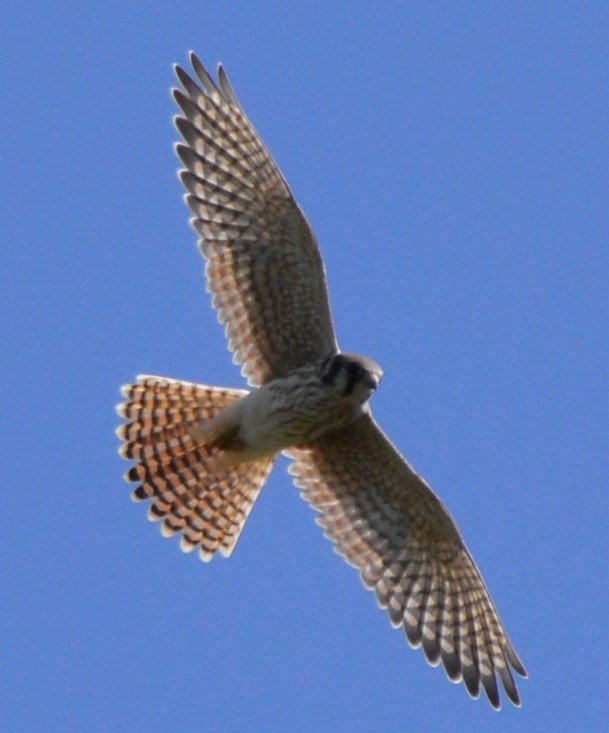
117,52,527,709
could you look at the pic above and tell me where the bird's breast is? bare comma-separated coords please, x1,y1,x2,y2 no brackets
237,375,363,454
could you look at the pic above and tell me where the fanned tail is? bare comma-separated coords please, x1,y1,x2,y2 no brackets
116,375,275,560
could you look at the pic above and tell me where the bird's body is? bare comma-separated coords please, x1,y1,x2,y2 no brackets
117,52,527,709
191,353,382,465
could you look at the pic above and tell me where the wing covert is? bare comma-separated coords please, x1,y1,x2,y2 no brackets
173,52,338,386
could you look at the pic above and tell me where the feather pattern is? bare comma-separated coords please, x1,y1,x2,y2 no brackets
173,52,338,386
118,376,274,560
286,414,527,709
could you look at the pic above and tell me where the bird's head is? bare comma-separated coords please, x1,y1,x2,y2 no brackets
321,352,383,404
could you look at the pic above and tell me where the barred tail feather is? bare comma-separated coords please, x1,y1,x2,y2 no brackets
116,375,275,560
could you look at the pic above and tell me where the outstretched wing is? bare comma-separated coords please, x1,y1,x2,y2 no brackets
173,53,338,386
286,414,527,709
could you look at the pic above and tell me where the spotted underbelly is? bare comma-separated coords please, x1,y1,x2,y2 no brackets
243,398,359,454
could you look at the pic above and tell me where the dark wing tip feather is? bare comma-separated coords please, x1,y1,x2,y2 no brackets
499,663,522,707
174,64,201,99
184,194,204,218
481,673,501,710
461,663,481,700
178,170,202,199
217,64,239,106
189,51,219,95
403,623,422,649
441,649,462,682
506,644,528,678
172,88,200,122
175,143,200,172
174,116,198,147
422,636,442,667
386,601,404,628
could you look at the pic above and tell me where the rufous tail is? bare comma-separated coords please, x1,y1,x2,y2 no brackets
116,375,275,560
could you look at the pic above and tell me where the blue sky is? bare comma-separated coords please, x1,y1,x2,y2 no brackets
3,3,608,731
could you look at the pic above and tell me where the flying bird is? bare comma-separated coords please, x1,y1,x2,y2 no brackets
117,52,527,709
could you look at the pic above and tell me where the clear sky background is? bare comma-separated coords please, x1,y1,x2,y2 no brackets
3,3,608,731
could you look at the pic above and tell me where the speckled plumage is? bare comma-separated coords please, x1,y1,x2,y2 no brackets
117,52,526,710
